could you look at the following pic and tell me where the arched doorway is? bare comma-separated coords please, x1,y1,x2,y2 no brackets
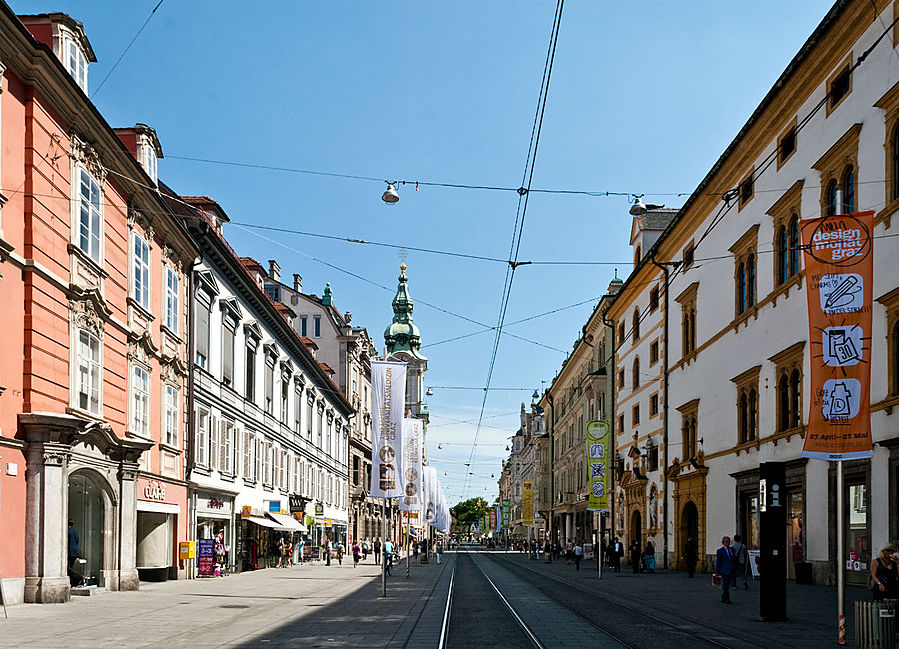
630,509,642,547
67,473,105,587
681,501,699,550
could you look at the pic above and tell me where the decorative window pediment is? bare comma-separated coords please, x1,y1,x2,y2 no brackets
219,297,242,322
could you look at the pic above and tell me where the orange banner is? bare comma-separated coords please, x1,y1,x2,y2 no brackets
801,211,874,461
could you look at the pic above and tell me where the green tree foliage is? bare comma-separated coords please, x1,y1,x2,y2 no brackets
450,497,490,527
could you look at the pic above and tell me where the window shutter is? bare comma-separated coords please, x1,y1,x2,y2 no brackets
209,415,218,470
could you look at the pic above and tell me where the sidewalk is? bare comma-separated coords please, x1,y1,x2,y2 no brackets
491,551,870,647
0,554,453,648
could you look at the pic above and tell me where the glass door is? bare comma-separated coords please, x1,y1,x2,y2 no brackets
67,474,103,586
845,479,869,587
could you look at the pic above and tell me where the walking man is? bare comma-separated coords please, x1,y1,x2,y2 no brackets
684,537,698,578
374,538,381,565
573,540,583,571
714,536,736,604
731,534,749,588
629,540,641,574
610,536,622,572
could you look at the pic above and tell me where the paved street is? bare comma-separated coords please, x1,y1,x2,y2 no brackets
0,548,876,648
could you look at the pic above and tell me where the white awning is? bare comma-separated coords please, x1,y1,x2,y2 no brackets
136,501,181,515
266,512,308,533
244,515,281,529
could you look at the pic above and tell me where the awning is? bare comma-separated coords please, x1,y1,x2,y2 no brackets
244,515,281,529
136,501,181,515
266,512,308,533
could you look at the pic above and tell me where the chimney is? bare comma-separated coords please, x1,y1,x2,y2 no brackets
268,260,280,282
293,274,303,293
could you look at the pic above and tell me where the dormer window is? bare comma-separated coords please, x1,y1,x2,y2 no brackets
66,38,88,92
142,143,157,185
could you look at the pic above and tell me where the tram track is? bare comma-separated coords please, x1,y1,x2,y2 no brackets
484,551,775,649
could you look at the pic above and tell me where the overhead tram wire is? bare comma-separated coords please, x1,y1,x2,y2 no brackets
463,0,564,498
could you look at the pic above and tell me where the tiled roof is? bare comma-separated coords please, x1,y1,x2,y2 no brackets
636,209,679,232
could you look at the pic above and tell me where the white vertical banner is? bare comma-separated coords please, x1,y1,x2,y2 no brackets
399,418,423,512
423,466,437,523
370,361,407,499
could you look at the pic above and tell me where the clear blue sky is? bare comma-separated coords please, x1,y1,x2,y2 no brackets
12,0,832,505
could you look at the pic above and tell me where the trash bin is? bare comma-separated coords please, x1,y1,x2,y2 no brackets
544,551,552,563
794,562,813,584
855,601,897,649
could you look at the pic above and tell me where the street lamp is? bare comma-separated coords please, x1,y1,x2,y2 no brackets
426,387,434,397
382,182,399,204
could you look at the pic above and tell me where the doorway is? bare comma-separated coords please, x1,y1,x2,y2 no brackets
630,509,642,548
67,473,104,586
681,500,699,547
845,477,869,587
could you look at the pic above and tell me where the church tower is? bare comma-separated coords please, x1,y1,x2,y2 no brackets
384,263,428,426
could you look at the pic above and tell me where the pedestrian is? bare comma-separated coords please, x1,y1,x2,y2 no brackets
384,539,394,576
574,540,583,570
274,536,283,568
871,544,899,600
629,540,641,574
413,540,419,564
436,542,443,565
352,541,361,568
374,538,382,565
325,536,332,566
643,540,656,573
731,534,749,588
610,537,622,572
362,538,370,562
684,536,698,578
67,518,82,587
566,539,574,565
337,542,344,566
284,539,293,568
714,536,736,604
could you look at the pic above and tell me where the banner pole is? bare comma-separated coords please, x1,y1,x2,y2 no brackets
381,500,387,597
597,511,603,580
837,460,845,645
406,511,410,579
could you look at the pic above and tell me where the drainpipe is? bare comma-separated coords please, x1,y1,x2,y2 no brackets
650,253,675,570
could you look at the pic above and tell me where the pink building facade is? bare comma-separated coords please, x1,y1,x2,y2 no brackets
0,8,197,603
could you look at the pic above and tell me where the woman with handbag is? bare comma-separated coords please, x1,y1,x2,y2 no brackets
870,544,899,600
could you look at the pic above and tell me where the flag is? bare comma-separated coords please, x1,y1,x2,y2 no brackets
398,418,423,512
370,361,407,498
586,421,611,511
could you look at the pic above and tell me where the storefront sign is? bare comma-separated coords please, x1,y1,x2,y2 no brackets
522,480,534,525
208,498,224,509
241,506,252,518
289,495,307,513
197,539,215,576
586,420,611,512
268,500,281,513
801,211,874,461
370,361,407,498
144,480,166,501
315,503,324,516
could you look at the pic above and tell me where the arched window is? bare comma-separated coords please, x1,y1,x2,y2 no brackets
737,262,746,314
777,373,790,431
747,254,756,307
633,357,640,389
748,389,757,441
826,179,839,216
738,393,748,444
842,166,855,213
633,309,640,341
790,369,802,428
775,224,788,285
789,214,800,276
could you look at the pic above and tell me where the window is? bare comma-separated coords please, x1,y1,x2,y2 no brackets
649,287,659,311
164,385,178,446
892,320,899,396
196,409,210,467
676,282,698,357
632,309,640,341
78,169,102,263
732,366,760,445
730,226,758,317
300,316,307,337
294,388,302,433
825,180,839,217
66,39,88,92
778,125,796,166
677,400,699,460
313,315,321,338
264,359,275,415
265,284,280,302
632,404,640,426
318,407,324,448
279,450,287,489
281,374,290,423
245,345,256,400
683,242,695,269
243,430,255,480
131,365,150,436
632,357,640,389
195,297,210,369
649,340,659,365
770,342,804,433
131,233,150,309
143,144,157,185
76,330,101,414
828,64,851,112
650,393,659,417
738,171,754,209
222,320,235,386
307,398,314,439
264,442,273,485
164,268,178,332
634,245,642,267
842,166,855,213
892,123,899,204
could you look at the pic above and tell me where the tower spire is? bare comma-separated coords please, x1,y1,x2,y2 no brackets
384,263,426,360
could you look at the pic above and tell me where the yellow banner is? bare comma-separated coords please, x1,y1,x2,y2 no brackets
586,421,611,512
521,480,534,525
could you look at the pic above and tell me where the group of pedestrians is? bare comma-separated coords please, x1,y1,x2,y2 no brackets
713,535,750,604
603,537,656,574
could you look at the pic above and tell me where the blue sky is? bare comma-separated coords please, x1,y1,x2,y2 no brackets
12,0,832,504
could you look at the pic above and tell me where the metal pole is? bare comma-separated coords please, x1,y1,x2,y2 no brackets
406,511,410,579
597,511,603,580
381,499,387,597
837,460,845,645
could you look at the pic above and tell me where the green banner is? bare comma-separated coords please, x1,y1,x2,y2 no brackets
586,420,611,512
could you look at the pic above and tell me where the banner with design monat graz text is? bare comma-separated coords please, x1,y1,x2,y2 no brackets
370,361,407,498
801,211,874,461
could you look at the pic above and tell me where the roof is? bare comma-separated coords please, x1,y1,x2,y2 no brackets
635,209,678,232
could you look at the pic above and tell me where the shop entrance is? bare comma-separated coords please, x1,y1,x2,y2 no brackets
844,477,869,587
136,512,173,581
67,473,104,587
